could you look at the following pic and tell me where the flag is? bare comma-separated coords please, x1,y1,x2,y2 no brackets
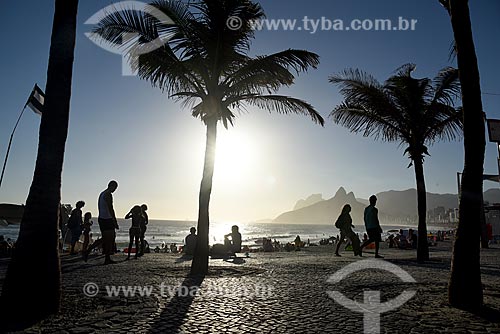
26,84,45,116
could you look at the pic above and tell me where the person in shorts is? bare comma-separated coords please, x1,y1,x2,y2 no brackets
98,180,119,264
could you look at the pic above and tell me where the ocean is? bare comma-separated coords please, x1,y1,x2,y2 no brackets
0,219,453,248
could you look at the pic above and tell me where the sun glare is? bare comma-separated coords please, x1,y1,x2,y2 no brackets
214,131,257,186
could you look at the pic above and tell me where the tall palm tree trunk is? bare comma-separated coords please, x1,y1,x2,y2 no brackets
0,0,78,328
191,118,217,275
414,158,429,262
447,0,484,310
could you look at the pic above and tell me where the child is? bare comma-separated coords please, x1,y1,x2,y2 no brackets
82,212,93,253
125,205,143,260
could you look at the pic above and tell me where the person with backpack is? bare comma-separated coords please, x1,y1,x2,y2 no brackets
334,204,361,257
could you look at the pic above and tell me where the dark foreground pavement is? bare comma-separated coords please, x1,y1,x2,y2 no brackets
1,240,499,333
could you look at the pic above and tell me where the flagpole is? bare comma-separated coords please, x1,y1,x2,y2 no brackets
0,104,28,191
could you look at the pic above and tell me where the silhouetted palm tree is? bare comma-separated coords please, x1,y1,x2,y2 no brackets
440,0,485,310
92,0,324,274
0,0,78,329
330,63,462,262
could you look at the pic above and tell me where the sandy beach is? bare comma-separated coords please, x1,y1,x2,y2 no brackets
0,239,499,333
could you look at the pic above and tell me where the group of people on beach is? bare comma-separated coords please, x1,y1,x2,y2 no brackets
63,180,150,265
62,185,393,261
61,179,246,262
57,187,449,262
334,195,384,258
387,229,418,249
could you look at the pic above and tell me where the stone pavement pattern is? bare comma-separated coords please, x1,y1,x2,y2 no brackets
0,241,499,333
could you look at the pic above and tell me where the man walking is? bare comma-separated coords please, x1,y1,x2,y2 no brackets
361,195,383,258
98,180,119,264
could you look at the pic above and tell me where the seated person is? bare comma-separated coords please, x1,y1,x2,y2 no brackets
263,237,274,252
409,230,418,249
294,235,304,248
184,227,198,255
224,225,242,254
387,234,397,248
397,229,409,249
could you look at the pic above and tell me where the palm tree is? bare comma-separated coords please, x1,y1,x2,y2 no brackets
92,0,324,274
440,0,485,310
329,64,462,262
0,0,79,329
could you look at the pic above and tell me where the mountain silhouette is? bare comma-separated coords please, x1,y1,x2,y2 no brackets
274,187,500,224
274,187,367,224
293,193,324,210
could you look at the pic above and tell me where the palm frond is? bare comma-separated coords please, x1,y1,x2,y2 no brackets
329,64,463,153
224,49,319,90
330,103,404,142
392,63,416,77
260,49,320,73
92,5,160,50
194,0,264,54
91,0,322,129
136,46,206,96
329,69,393,112
432,67,460,105
329,69,408,130
170,91,203,109
423,104,463,143
232,95,324,125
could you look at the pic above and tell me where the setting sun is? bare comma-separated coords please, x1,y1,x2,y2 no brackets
214,130,258,186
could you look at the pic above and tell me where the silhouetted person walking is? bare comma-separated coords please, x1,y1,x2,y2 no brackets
98,180,119,264
361,195,383,258
334,204,361,256
68,201,85,255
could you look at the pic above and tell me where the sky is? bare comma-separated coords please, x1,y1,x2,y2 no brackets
0,0,499,222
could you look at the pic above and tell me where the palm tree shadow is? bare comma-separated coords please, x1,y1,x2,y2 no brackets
148,274,205,333
175,254,193,263
470,305,500,323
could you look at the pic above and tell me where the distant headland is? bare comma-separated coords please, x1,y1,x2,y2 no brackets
273,187,500,224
